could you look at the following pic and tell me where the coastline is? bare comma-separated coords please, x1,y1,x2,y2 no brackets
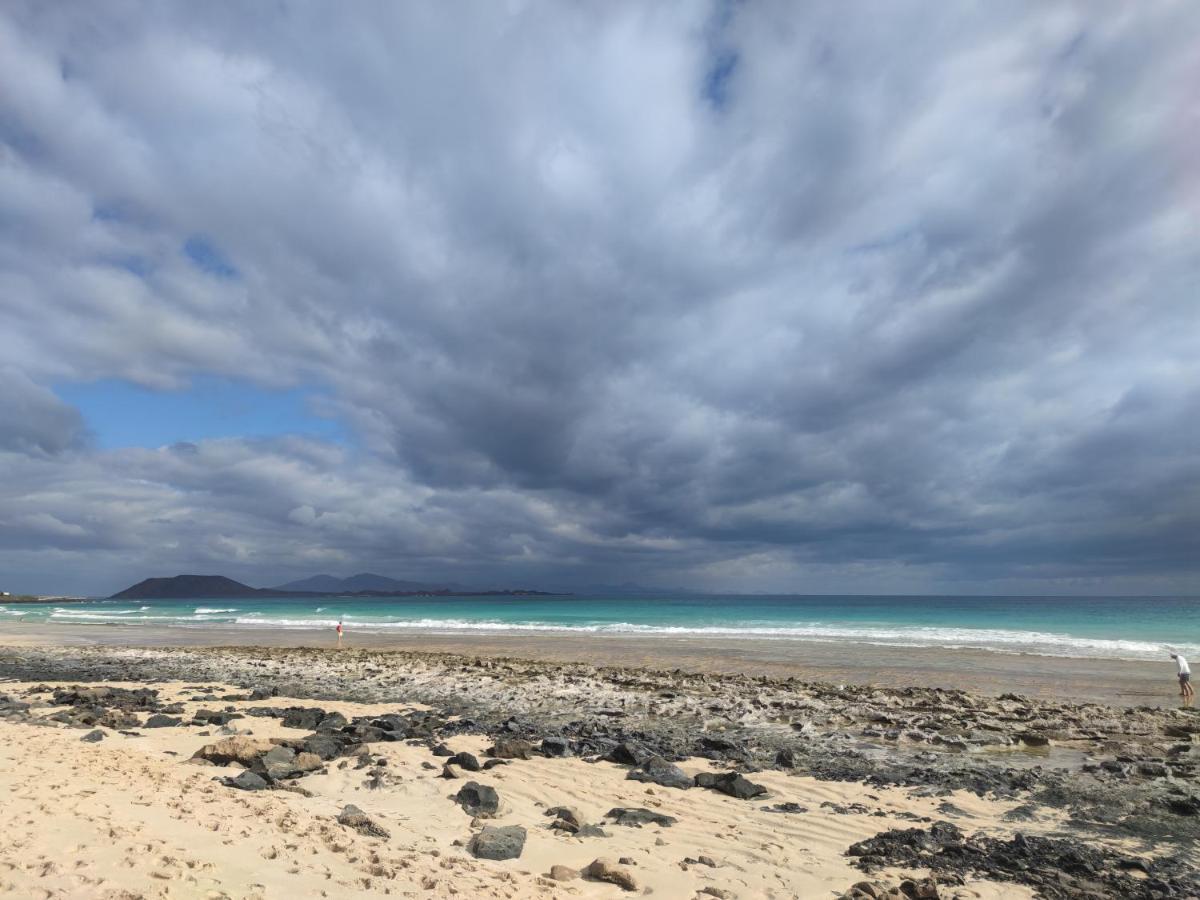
0,620,1177,707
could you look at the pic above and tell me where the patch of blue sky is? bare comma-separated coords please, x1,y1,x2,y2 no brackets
183,235,237,278
703,50,738,110
55,376,348,449
701,0,739,111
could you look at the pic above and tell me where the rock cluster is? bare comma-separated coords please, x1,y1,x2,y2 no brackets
847,821,1200,900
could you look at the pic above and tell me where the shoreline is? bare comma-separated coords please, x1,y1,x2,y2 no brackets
0,620,1178,707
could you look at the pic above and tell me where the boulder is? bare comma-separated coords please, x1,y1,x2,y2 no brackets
225,770,269,791
294,751,323,773
300,732,349,760
80,729,105,743
468,825,526,860
604,742,649,766
548,864,579,881
451,751,482,772
337,804,390,839
281,707,328,731
142,714,182,728
316,712,348,731
487,738,533,760
541,737,570,757
454,781,500,817
627,756,692,790
99,710,140,730
694,771,767,799
258,745,299,781
583,858,639,891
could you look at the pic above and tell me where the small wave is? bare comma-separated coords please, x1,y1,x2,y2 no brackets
194,607,238,614
52,608,146,617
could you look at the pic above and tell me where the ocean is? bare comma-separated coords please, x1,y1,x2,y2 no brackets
3,593,1198,662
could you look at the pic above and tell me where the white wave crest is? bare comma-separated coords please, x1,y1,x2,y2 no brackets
194,607,238,614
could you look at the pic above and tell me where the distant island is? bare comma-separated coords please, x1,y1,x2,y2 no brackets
109,573,563,600
0,591,89,603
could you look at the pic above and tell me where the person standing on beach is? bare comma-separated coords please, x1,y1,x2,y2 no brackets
336,620,343,647
1171,653,1193,705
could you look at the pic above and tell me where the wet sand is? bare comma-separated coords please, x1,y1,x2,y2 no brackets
0,620,1175,707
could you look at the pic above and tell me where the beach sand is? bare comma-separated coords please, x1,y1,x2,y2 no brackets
0,679,1035,899
1,630,1197,899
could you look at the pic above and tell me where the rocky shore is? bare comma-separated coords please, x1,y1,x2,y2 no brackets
1,643,1198,898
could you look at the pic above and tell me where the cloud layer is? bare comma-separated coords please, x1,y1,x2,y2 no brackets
1,2,1198,595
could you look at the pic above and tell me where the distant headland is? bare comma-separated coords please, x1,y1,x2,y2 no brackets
109,573,563,600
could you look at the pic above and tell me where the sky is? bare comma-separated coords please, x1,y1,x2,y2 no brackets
1,2,1198,597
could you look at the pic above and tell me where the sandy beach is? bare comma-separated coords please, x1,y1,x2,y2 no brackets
1,632,1199,899
0,678,1043,900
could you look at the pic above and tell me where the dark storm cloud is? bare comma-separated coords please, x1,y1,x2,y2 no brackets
0,1,1198,595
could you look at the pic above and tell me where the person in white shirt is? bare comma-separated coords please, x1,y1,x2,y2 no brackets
1170,653,1193,705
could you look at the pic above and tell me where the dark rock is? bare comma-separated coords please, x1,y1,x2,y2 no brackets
316,712,348,731
454,781,500,817
281,707,327,731
193,709,244,727
763,802,809,814
468,825,526,860
604,742,649,766
627,755,692,790
694,771,767,799
545,805,591,834
337,804,390,839
80,729,105,742
451,751,482,772
257,745,299,781
225,770,269,791
143,714,182,728
847,822,1200,899
431,743,454,757
775,747,797,768
605,807,677,828
487,738,533,759
541,736,570,757
300,732,349,760
482,759,509,770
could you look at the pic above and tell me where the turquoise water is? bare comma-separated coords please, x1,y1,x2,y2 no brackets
4,593,1199,661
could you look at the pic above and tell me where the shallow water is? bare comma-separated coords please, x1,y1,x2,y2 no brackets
4,593,1198,663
